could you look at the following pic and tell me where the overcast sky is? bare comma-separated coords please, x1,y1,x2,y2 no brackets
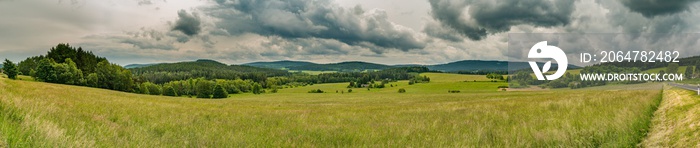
1,0,699,66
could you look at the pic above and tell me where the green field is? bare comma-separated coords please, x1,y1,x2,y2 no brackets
289,70,338,75
642,86,700,147
643,66,689,74
0,73,666,147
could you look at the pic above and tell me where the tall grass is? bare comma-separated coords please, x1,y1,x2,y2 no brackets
0,75,663,147
642,85,700,147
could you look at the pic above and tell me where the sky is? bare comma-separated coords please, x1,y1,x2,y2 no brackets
1,0,700,66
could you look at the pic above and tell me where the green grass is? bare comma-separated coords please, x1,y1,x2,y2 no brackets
642,85,700,147
289,70,338,75
0,73,664,147
643,66,688,74
420,73,493,82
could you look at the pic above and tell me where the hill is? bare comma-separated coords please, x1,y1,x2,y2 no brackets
427,60,581,72
242,60,315,69
131,59,289,83
124,63,159,69
244,60,580,73
287,61,392,72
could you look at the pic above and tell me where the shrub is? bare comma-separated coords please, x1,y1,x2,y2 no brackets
448,90,461,93
398,88,406,93
145,82,162,95
196,80,214,98
308,89,324,93
212,85,228,99
497,85,509,89
347,89,352,93
163,86,178,96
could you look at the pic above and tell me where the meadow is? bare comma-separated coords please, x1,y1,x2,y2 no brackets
0,73,664,147
642,86,700,147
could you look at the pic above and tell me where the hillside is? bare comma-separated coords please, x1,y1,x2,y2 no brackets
242,60,315,69
130,59,289,83
427,60,581,72
124,63,158,69
287,61,392,72
243,60,581,73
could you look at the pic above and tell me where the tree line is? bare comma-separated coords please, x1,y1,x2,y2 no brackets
4,44,435,99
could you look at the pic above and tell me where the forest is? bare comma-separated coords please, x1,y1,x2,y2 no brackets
3,44,431,98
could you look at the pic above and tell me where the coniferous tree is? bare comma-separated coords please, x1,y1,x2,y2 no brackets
3,59,18,79
212,85,228,99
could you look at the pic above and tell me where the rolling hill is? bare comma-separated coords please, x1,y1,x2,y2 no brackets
243,60,580,72
130,59,289,83
242,60,316,69
286,61,392,72
124,63,159,69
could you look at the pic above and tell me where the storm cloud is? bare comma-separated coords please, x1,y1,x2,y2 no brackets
172,10,202,36
204,0,426,53
621,0,700,18
425,0,576,41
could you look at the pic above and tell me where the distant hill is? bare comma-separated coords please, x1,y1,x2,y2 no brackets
243,60,580,72
287,61,392,72
426,60,580,72
243,60,315,69
124,63,159,69
131,59,289,84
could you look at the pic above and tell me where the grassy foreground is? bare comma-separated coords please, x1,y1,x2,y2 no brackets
642,85,700,147
0,74,662,147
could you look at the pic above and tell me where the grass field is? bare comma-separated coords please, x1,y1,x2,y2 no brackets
642,85,700,147
0,73,665,147
644,66,689,74
289,70,338,75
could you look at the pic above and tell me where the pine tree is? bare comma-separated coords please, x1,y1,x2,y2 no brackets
3,59,18,79
212,85,228,99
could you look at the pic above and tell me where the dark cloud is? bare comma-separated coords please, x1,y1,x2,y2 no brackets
423,21,463,42
425,0,576,41
621,0,700,18
599,0,694,42
205,0,425,53
172,10,202,36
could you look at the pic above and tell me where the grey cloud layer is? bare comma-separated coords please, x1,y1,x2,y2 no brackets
425,0,576,41
205,0,425,53
621,0,700,18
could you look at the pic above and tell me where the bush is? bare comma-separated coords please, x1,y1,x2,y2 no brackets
347,89,352,93
212,85,228,99
448,90,460,93
144,82,162,95
308,89,324,93
497,85,509,89
196,80,214,98
398,88,406,93
163,86,178,96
